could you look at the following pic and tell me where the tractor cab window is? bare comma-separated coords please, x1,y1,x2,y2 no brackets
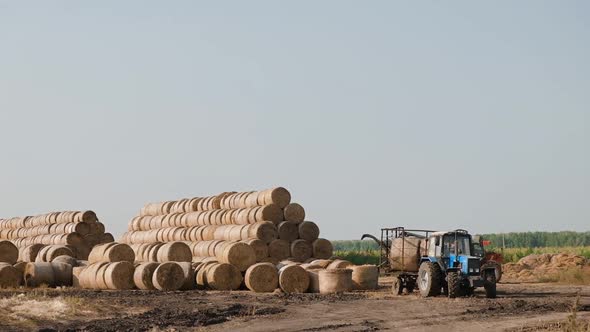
427,237,441,257
472,242,484,258
442,234,471,256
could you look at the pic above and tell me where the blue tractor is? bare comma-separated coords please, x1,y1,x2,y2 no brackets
417,229,497,298
362,227,497,298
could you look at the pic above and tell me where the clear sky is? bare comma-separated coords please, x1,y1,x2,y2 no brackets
1,1,588,240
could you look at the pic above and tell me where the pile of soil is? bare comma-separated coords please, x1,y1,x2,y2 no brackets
502,253,588,283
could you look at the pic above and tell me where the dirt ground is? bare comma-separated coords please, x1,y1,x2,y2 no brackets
1,278,589,332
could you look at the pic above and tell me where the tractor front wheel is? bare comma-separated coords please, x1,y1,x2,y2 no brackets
418,262,442,297
447,272,461,298
484,271,497,299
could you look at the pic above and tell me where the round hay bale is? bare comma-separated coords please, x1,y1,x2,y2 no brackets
279,264,309,293
104,261,135,290
283,203,305,223
176,262,196,290
0,241,18,264
147,243,164,262
46,246,74,262
305,267,322,293
389,236,423,272
309,259,333,268
79,210,98,223
261,187,291,208
152,262,185,291
156,242,192,262
35,246,50,263
88,243,117,263
248,222,278,244
327,259,353,270
62,232,84,246
277,260,299,269
100,233,115,244
312,239,333,259
243,239,268,262
82,262,108,289
88,221,106,235
13,262,27,286
298,221,319,242
245,262,279,293
73,243,91,260
256,204,284,223
218,242,256,272
95,264,110,289
195,261,218,289
259,256,280,265
24,262,55,287
229,225,246,241
209,240,225,257
268,240,290,261
134,262,160,290
72,266,85,288
52,262,73,286
206,263,243,290
20,244,45,262
0,263,20,288
90,243,135,263
72,222,91,235
277,221,299,242
351,265,378,290
52,255,78,267
319,268,352,294
290,240,312,262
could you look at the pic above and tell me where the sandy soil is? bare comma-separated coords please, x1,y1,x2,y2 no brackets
0,279,588,332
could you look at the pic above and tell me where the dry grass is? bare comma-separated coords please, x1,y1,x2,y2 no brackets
538,267,590,285
562,295,590,332
0,291,92,329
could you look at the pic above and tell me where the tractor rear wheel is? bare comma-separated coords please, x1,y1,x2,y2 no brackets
484,271,497,299
418,262,442,297
447,271,461,298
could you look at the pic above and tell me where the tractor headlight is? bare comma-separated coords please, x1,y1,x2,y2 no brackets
475,268,480,273
469,268,474,273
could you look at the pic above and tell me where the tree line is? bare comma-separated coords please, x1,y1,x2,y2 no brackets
480,231,590,249
333,231,590,251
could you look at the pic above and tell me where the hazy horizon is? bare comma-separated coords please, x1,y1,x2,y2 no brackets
1,1,588,240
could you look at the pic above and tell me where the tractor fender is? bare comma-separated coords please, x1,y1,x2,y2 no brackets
420,257,438,264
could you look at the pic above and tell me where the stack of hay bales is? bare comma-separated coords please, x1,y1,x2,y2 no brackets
0,211,113,261
24,261,73,287
292,258,379,293
120,187,336,293
0,240,20,288
76,243,137,290
75,242,195,291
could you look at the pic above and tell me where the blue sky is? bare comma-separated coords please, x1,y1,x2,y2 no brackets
1,1,588,239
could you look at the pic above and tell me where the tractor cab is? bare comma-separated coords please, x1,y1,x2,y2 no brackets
425,230,482,276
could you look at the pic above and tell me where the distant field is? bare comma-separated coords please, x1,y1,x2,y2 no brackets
333,250,380,265
332,240,380,265
493,246,590,263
